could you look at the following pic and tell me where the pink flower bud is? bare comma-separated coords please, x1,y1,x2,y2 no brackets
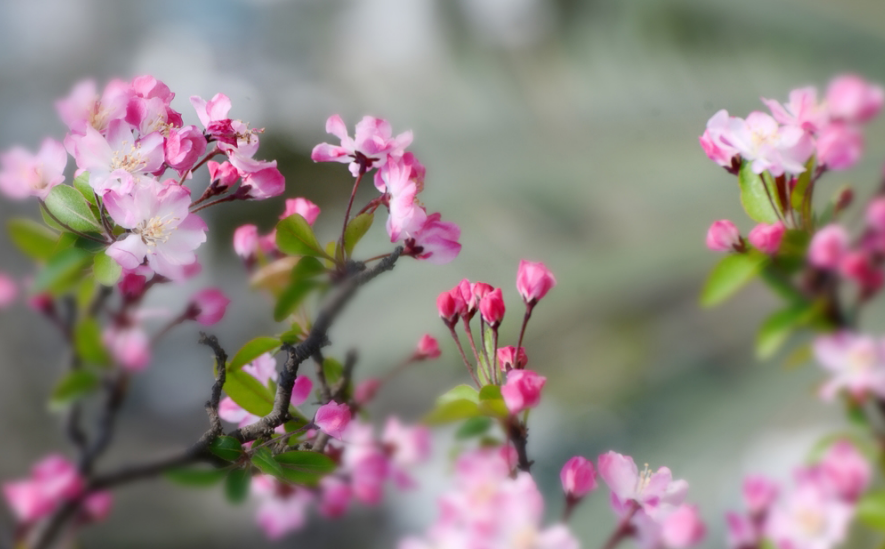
501,369,546,414
0,272,17,309
455,279,476,317
816,123,863,171
497,346,528,370
280,197,321,226
820,440,870,502
560,456,597,499
809,225,850,269
748,221,785,255
314,402,352,439
355,378,381,405
118,273,147,299
414,334,441,360
83,491,113,522
516,260,556,305
164,125,207,172
472,281,494,301
258,232,277,255
479,288,505,327
188,288,230,326
103,326,151,371
742,475,778,515
827,74,884,124
208,160,239,188
868,198,885,233
27,293,54,315
233,224,259,259
661,504,706,548
706,220,741,252
436,290,459,323
840,251,883,292
3,455,84,523
290,376,313,407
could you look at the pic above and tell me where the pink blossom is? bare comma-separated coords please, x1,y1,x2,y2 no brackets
839,251,883,292
453,279,476,318
660,505,706,548
354,378,382,405
479,288,506,327
868,198,885,233
501,369,546,414
765,479,853,549
473,281,494,301
82,491,113,522
725,512,757,549
3,454,84,523
724,111,814,176
826,74,884,124
808,225,850,269
189,93,253,150
280,197,321,226
498,346,528,370
405,212,461,264
238,163,285,199
748,221,785,255
243,353,278,386
318,476,351,518
761,87,828,132
561,456,597,499
384,158,427,241
103,325,151,371
208,160,239,188
742,475,779,516
706,220,741,252
0,138,67,200
312,115,413,177
291,375,313,407
164,125,207,172
252,475,313,539
233,224,259,259
187,288,230,326
0,273,17,308
414,334,441,360
819,440,870,502
816,123,863,171
699,110,740,168
315,402,352,439
437,290,459,323
813,331,885,401
598,451,688,517
517,260,557,305
383,417,431,489
104,181,207,280
68,120,165,194
375,150,425,192
341,421,390,504
56,79,131,134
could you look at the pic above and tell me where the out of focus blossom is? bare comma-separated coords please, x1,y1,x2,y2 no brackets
498,346,528,371
315,402,352,440
761,87,828,132
0,273,17,308
748,222,785,255
826,75,884,124
252,475,313,540
103,324,151,371
706,220,741,252
699,110,740,168
724,112,814,176
414,335,441,360
3,455,84,523
809,225,850,269
813,331,885,401
0,139,67,200
187,288,230,326
501,369,546,414
280,197,321,226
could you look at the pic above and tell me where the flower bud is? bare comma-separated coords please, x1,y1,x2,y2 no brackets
501,369,546,414
472,281,494,302
497,346,528,370
560,456,597,499
840,251,883,292
820,440,871,502
187,288,230,326
748,221,785,255
479,288,505,327
455,279,476,318
319,477,352,518
281,197,321,226
706,220,741,252
83,491,113,523
314,402,352,440
414,334,441,360
164,125,207,172
118,273,147,299
354,378,382,405
208,160,239,188
516,260,556,305
233,224,259,259
809,225,849,269
742,475,779,516
827,74,884,124
436,290,459,324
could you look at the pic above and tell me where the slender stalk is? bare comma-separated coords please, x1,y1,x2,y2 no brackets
189,194,239,214
600,501,640,549
516,303,535,353
462,318,482,366
492,327,499,385
355,196,384,217
179,149,222,187
448,325,480,387
339,170,366,263
39,200,109,244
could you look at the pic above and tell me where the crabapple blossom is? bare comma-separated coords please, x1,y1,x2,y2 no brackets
866,197,885,233
219,354,312,429
0,138,67,200
742,475,779,516
699,110,740,168
354,378,382,405
208,160,239,188
598,451,688,517
473,281,494,301
748,222,785,255
501,369,546,414
517,260,557,305
839,250,883,292
808,225,850,269
479,287,506,327
251,475,313,540
104,181,207,281
382,417,431,489
68,120,164,194
816,123,863,171
560,456,597,499
186,288,230,326
498,345,528,370
404,212,462,264
311,115,412,177
813,331,885,401
818,440,870,502
82,491,113,523
3,455,84,523
724,111,814,176
164,125,207,173
454,279,476,318
318,477,352,518
658,505,706,549
0,273,16,309
118,273,147,299
384,158,427,242
315,402,352,439
761,86,828,132
705,220,741,252
56,78,131,134
725,512,757,549
280,197,321,225
233,224,259,259
826,74,884,124
765,478,853,549
103,324,151,371
414,334,441,360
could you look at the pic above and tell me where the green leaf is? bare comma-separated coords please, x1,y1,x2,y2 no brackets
700,251,768,307
790,157,816,217
225,468,252,503
738,162,781,224
7,218,57,260
224,370,275,416
251,447,284,478
343,213,374,258
274,280,318,322
93,251,122,286
50,370,99,409
292,256,326,281
478,385,508,418
33,247,92,294
229,337,281,372
759,268,805,303
756,304,813,360
455,417,493,439
438,384,480,405
43,185,103,233
424,399,482,425
279,325,305,345
858,491,885,532
74,318,110,366
72,172,94,203
164,466,228,487
276,214,329,258
208,436,244,462
778,230,811,259
274,451,336,485
323,358,344,386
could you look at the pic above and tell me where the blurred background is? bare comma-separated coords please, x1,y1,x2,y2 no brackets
1,0,885,547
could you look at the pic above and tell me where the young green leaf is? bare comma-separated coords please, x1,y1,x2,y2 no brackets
50,370,99,410
323,358,344,386
74,318,111,366
72,172,94,203
43,185,103,233
251,447,285,478
33,247,92,294
756,304,816,360
208,436,244,462
224,370,275,416
274,451,336,485
857,491,885,532
478,385,508,418
276,214,329,258
228,337,281,372
343,213,374,257
274,280,318,322
7,218,57,260
437,384,480,405
164,466,228,487
292,256,326,282
700,251,768,307
423,399,482,425
738,162,781,224
93,251,122,286
225,468,252,503
455,417,493,440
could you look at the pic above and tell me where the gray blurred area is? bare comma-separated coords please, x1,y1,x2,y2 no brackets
1,0,884,547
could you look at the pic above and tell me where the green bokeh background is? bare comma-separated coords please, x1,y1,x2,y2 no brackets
1,0,884,546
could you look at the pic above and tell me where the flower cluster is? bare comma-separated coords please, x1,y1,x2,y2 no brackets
725,441,869,549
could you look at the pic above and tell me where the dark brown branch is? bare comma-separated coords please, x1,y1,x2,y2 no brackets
507,417,533,473
313,351,332,403
77,373,129,476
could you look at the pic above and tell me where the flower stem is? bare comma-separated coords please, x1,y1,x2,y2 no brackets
448,325,480,387
600,501,640,549
339,168,366,263
516,303,535,352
